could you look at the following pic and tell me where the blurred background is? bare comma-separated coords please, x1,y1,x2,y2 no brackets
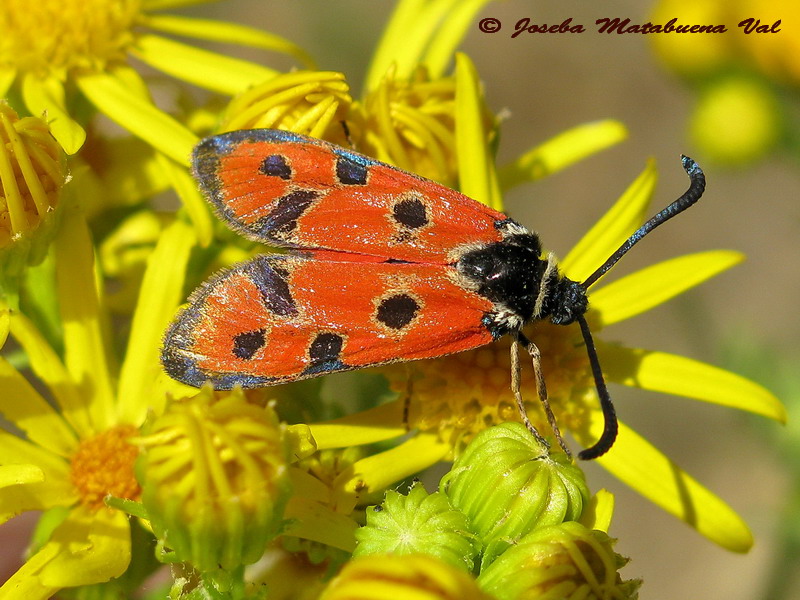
202,1,798,598
5,0,799,597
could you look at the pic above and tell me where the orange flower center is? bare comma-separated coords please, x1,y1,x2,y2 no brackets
70,424,140,510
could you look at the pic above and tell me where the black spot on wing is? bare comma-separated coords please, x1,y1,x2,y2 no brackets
336,155,369,185
232,329,266,359
246,257,297,317
376,294,420,330
254,189,319,241
260,154,292,180
393,197,428,229
303,332,347,376
309,333,344,363
161,300,278,390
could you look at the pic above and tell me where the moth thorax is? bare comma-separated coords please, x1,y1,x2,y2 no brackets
456,237,547,324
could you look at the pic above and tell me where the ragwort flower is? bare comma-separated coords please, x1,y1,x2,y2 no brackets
320,553,493,600
0,209,195,598
0,102,67,286
0,0,313,161
136,388,291,587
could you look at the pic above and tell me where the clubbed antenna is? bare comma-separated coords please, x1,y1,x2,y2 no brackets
582,156,706,290
577,156,706,459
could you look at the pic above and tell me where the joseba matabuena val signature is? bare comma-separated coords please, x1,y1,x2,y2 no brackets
477,17,781,37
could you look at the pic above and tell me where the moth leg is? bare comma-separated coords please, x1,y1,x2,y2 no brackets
516,332,572,459
400,365,414,432
510,337,550,458
340,120,356,150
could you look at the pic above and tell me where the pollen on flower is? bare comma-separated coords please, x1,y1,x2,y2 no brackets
386,319,594,455
0,0,140,77
69,424,140,510
0,103,66,248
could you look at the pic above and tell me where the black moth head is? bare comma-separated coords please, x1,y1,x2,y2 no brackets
540,276,588,325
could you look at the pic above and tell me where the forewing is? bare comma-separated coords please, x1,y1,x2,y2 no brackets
162,254,495,389
192,129,508,263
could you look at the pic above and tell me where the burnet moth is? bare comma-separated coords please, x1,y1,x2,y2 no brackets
162,129,706,460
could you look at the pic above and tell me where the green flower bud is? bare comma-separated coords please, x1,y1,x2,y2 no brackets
354,482,479,572
477,521,640,600
441,422,589,565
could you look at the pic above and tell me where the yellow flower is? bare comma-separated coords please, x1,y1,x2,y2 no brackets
689,75,781,165
0,0,314,162
357,63,482,188
221,71,354,145
477,521,641,600
320,554,493,600
308,157,784,553
0,101,68,305
0,208,196,598
136,388,291,580
741,0,800,85
651,0,800,87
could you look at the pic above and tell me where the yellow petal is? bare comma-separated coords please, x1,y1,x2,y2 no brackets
0,434,75,523
283,496,359,552
580,418,753,552
590,250,745,325
131,34,277,96
72,137,170,215
0,68,16,97
156,153,214,246
499,120,628,188
598,343,786,422
8,310,92,436
75,67,197,166
142,0,216,8
38,507,131,587
289,467,330,504
0,358,77,457
579,488,615,533
561,159,657,283
21,74,85,154
117,220,196,424
0,464,44,488
0,540,60,600
310,400,408,449
0,300,8,347
455,53,502,210
332,433,450,514
366,0,457,90
423,0,493,78
54,208,115,433
142,14,316,69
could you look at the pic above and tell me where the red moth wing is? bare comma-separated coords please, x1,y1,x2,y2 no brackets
162,254,495,389
192,129,508,263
